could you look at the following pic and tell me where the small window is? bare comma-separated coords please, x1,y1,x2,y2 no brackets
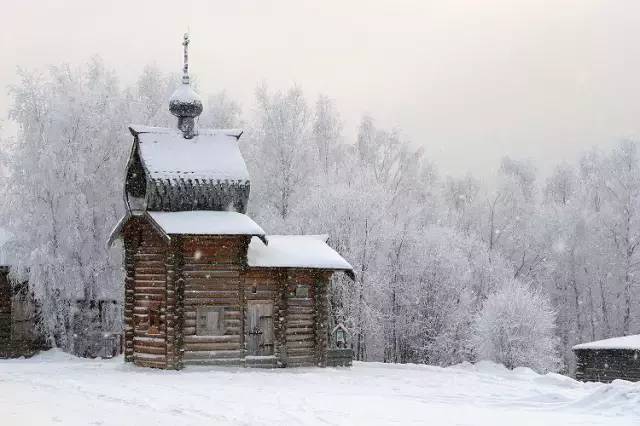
148,304,162,335
197,306,225,336
336,329,346,348
295,285,310,298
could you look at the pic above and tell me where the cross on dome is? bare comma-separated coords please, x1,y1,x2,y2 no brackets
182,33,190,84
168,32,203,139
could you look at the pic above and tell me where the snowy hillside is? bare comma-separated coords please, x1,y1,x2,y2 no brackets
1,351,639,425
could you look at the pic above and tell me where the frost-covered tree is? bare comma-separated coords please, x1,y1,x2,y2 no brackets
544,163,576,206
202,91,242,128
601,141,640,335
443,174,481,235
472,279,560,373
5,57,640,372
248,84,311,221
133,64,176,126
312,94,342,174
2,59,129,347
381,225,513,365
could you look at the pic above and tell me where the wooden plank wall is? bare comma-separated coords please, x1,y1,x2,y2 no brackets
575,349,640,382
131,221,168,368
181,236,247,366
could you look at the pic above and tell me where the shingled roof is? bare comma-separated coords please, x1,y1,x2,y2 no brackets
125,125,250,213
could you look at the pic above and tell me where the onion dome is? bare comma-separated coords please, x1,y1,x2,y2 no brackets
169,83,203,119
169,33,202,139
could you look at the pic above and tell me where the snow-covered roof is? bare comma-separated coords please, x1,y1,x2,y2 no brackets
148,211,265,238
108,211,267,246
247,235,354,278
129,125,248,182
169,83,202,105
0,227,15,266
573,335,640,351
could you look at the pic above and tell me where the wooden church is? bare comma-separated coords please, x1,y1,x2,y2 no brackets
109,34,354,369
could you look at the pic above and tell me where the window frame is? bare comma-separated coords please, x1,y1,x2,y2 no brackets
295,284,310,298
196,306,226,336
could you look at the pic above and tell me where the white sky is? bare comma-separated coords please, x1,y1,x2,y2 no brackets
2,0,640,176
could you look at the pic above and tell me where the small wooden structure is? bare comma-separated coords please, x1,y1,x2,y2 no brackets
71,299,123,358
327,323,353,367
573,335,640,382
0,229,43,358
109,34,354,369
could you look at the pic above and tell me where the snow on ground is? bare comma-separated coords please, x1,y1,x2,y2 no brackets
1,351,639,426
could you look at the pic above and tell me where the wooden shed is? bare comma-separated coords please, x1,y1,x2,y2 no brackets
573,335,640,382
109,35,354,369
0,229,43,358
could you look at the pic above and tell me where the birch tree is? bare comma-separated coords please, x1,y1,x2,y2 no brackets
2,59,128,347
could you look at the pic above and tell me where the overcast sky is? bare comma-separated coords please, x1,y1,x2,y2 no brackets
2,0,640,176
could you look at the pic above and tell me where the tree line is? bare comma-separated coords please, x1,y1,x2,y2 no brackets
3,59,638,374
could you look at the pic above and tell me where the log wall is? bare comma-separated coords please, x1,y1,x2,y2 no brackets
275,272,288,365
122,216,339,370
0,271,10,351
285,271,319,367
181,236,248,366
123,222,138,363
131,220,168,368
314,273,330,367
165,238,182,369
0,271,45,358
575,348,640,382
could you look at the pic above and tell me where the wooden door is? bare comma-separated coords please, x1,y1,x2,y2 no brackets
246,302,274,356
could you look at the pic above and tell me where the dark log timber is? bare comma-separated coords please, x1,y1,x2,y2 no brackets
120,216,344,369
575,348,640,383
0,268,44,358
